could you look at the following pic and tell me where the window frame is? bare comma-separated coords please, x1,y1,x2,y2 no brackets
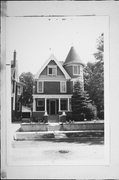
17,85,21,95
17,102,21,112
60,81,67,93
37,99,45,111
37,81,44,93
73,65,80,75
47,65,57,76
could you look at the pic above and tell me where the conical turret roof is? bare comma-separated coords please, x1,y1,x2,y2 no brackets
64,46,83,66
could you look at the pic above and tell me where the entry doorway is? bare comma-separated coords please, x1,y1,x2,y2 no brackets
49,100,56,115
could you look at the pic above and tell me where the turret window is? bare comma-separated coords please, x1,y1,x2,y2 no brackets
73,65,80,75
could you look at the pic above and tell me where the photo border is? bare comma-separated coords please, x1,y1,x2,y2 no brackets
1,1,119,179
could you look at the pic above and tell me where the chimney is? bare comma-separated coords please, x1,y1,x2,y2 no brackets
13,50,16,67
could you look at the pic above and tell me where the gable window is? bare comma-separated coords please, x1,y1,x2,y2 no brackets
37,81,44,93
73,65,80,75
61,99,68,111
60,81,66,93
36,99,45,111
48,65,57,76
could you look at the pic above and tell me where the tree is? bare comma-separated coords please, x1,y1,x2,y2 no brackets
71,81,96,121
19,72,34,107
84,34,104,119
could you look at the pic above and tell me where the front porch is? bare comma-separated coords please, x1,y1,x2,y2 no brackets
32,94,72,122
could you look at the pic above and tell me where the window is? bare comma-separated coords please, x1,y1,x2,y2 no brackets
60,81,66,93
61,99,68,111
48,65,57,76
69,98,72,111
17,85,21,95
37,81,44,93
73,65,80,75
17,102,21,112
37,99,45,111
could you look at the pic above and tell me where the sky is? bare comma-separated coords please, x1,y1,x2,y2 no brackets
6,2,107,76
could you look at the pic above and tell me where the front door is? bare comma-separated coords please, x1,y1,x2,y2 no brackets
50,100,56,115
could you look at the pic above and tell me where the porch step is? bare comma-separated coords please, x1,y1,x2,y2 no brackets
48,123,61,131
48,115,59,123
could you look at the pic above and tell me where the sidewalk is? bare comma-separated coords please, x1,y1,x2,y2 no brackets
7,123,105,166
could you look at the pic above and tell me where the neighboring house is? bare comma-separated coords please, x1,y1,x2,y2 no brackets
11,51,24,122
22,106,31,122
33,46,84,122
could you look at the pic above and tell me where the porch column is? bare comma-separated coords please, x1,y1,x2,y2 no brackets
68,98,70,111
33,98,36,111
45,98,47,113
59,98,61,112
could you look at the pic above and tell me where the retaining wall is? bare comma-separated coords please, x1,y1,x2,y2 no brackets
19,121,104,132
62,121,104,131
20,123,48,132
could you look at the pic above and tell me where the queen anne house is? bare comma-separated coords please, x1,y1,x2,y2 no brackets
32,46,84,122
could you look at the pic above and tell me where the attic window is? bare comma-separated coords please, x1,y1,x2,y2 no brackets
48,65,57,76
73,65,80,75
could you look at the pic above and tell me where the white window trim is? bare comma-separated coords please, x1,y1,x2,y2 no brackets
37,99,44,107
47,65,57,76
37,81,44,93
73,65,80,75
60,81,67,93
36,99,45,112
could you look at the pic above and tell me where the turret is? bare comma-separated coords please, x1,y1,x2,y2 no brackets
63,46,84,90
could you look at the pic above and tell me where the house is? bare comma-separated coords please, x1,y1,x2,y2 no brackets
11,50,24,122
32,46,84,122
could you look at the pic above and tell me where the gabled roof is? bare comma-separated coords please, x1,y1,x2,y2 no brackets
35,54,71,79
63,46,84,66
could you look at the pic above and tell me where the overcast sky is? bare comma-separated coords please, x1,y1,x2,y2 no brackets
6,2,107,76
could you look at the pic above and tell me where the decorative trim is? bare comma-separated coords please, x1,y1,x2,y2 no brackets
33,94,72,99
64,61,84,66
37,75,66,81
